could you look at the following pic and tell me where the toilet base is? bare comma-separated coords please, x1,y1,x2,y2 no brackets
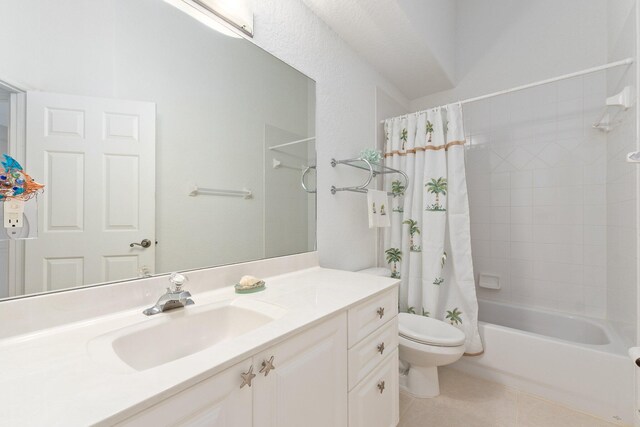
399,365,440,398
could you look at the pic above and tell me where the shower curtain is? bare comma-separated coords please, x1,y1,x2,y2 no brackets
383,104,483,355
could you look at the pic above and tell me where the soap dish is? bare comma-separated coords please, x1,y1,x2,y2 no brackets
235,280,266,294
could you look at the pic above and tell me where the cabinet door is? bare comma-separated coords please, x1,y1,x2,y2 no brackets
117,358,253,427
348,348,399,427
253,313,348,427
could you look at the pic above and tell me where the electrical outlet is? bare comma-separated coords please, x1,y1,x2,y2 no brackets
4,199,25,229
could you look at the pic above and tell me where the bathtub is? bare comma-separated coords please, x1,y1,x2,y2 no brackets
452,299,634,425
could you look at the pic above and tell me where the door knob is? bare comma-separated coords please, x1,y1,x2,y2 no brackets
377,380,385,394
376,307,385,319
377,342,385,355
130,239,152,248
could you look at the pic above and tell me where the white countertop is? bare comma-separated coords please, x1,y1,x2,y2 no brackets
0,267,398,426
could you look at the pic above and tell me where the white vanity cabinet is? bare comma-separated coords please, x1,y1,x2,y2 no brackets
347,288,399,427
116,288,399,427
2,261,402,426
117,357,254,427
118,313,348,427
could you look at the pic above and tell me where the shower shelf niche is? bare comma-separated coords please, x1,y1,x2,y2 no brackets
330,157,408,195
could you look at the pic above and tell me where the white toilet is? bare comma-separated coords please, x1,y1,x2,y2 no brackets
398,312,466,398
358,267,467,398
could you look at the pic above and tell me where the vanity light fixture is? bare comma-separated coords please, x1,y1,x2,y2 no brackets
164,0,254,39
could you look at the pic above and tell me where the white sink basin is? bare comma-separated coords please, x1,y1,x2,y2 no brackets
88,299,286,371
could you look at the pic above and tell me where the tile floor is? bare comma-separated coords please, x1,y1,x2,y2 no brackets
399,367,623,427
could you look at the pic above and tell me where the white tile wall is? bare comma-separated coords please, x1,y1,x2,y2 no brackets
605,0,637,347
465,73,608,318
605,76,637,344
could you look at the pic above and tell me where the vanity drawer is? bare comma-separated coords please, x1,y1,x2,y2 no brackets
348,348,399,427
348,316,398,390
348,288,398,347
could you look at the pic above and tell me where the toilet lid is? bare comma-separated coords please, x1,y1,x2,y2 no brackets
398,313,466,347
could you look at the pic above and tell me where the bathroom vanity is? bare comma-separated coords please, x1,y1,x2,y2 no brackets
0,254,399,426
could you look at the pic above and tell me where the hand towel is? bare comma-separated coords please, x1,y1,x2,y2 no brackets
367,189,391,228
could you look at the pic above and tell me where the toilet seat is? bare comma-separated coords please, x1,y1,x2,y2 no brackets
398,313,466,347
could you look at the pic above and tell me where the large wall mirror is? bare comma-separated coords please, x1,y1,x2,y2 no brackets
0,0,316,300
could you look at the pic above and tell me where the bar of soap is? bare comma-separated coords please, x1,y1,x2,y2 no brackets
235,275,265,294
239,275,261,288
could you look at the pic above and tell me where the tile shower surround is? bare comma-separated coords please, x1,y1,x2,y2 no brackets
464,73,608,318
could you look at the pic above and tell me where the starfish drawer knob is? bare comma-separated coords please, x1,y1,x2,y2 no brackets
260,355,276,376
240,365,256,388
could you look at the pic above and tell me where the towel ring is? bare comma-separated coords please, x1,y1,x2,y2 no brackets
301,166,317,194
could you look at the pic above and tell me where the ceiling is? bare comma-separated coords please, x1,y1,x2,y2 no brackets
301,0,458,100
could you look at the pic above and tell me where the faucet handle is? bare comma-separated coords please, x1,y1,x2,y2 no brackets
169,272,188,291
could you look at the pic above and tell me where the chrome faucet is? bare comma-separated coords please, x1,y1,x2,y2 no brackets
143,272,194,316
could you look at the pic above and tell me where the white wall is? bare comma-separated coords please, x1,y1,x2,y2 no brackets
396,0,457,83
299,0,455,99
411,0,608,110
249,0,409,271
606,0,637,346
465,74,608,317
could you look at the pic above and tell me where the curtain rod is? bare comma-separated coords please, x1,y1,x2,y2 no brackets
268,136,315,151
381,57,635,124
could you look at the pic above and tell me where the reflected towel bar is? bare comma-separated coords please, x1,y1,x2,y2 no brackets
188,185,252,199
268,136,316,151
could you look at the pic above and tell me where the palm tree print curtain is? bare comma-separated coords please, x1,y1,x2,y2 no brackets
383,104,483,355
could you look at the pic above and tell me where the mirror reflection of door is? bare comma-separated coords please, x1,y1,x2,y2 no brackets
23,92,156,293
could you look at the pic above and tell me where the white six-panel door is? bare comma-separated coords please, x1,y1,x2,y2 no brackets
24,92,155,293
